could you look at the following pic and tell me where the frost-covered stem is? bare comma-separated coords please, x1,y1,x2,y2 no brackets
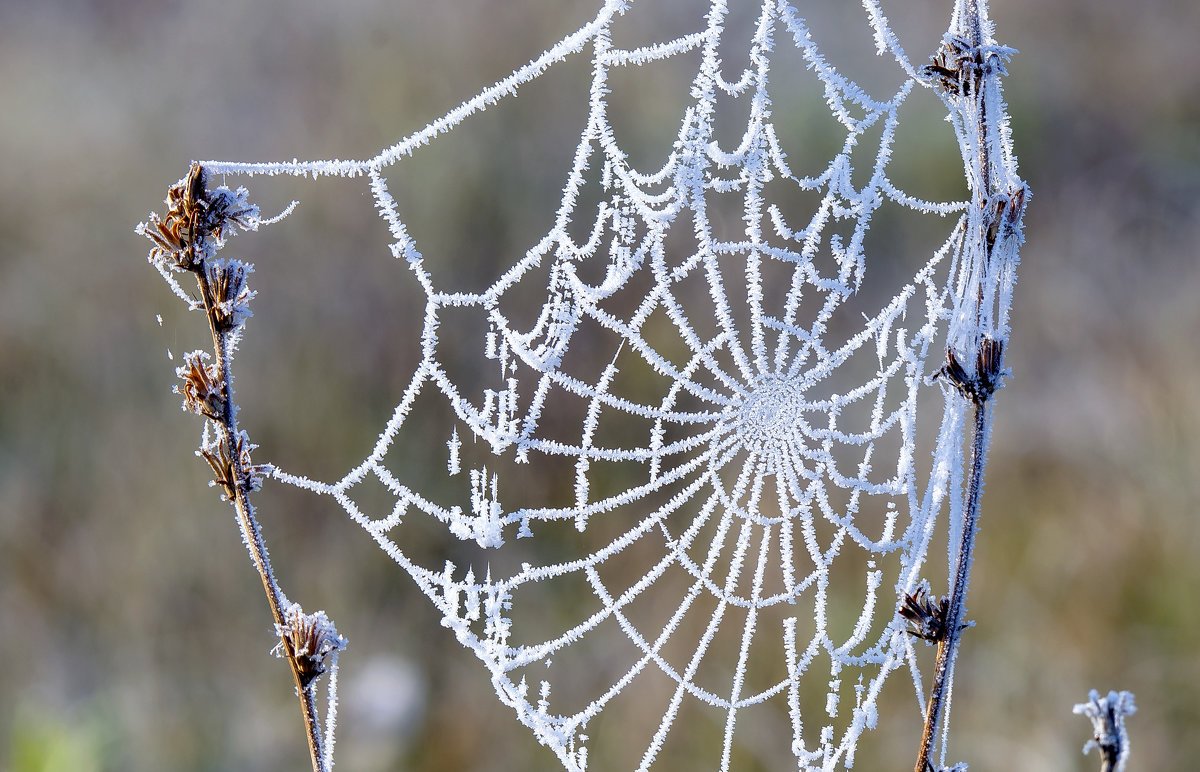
913,0,1018,765
229,475,326,771
915,397,991,772
194,247,327,772
1075,690,1137,772
967,0,989,196
140,164,335,772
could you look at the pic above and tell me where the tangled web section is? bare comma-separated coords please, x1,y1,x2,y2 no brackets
206,1,1023,769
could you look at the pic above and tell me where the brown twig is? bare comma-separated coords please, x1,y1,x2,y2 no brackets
140,163,343,772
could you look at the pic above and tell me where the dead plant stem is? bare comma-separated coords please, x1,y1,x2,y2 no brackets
914,2,1003,766
194,234,327,772
914,398,991,771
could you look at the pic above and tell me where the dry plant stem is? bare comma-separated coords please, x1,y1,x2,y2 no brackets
914,398,992,772
193,246,327,772
1075,690,1137,772
140,164,343,770
914,4,1001,769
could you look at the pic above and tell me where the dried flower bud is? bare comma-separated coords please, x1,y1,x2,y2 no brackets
206,260,255,333
199,440,236,500
975,336,1003,396
900,584,951,643
201,185,259,243
138,163,208,272
275,606,347,689
921,34,978,95
921,34,1014,98
183,163,206,210
934,336,1005,404
231,431,263,490
176,350,224,419
138,163,260,277
935,348,972,395
1005,185,1027,228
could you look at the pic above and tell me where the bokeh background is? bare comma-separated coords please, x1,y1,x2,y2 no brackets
2,0,1198,770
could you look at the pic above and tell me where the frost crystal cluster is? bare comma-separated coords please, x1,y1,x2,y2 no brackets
199,0,1026,769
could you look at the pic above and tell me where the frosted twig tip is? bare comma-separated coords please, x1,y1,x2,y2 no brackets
1074,689,1137,772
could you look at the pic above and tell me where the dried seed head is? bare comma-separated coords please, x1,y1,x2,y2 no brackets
935,348,972,395
137,163,260,275
176,350,224,419
199,440,236,500
921,34,1014,98
934,336,1005,404
138,163,208,272
202,185,259,243
921,34,978,95
205,260,255,333
975,336,1003,395
900,583,951,643
1006,185,1027,228
275,606,348,689
183,162,206,210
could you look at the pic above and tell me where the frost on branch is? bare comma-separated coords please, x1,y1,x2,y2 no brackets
143,162,338,772
1075,690,1137,772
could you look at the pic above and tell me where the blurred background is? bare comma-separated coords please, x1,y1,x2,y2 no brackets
1,0,1197,770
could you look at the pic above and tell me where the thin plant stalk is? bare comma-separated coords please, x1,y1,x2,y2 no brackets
911,0,1025,767
1075,690,1138,772
914,396,991,771
139,164,344,772
203,335,327,771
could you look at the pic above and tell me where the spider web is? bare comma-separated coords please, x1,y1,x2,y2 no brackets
204,0,1023,769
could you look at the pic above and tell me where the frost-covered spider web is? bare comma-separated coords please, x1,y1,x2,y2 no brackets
205,0,1024,769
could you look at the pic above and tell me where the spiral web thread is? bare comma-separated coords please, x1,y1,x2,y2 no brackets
205,1,1023,769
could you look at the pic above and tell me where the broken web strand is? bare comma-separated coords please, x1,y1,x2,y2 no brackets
200,0,1025,769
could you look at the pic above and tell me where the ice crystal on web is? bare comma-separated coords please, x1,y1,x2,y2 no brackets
199,0,1025,769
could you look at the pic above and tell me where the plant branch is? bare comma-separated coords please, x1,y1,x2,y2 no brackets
1075,690,1137,772
139,164,343,772
211,367,326,771
911,1,1025,764
914,377,993,772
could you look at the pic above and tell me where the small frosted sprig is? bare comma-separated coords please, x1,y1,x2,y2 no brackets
1075,690,1137,772
144,164,336,771
275,605,348,689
